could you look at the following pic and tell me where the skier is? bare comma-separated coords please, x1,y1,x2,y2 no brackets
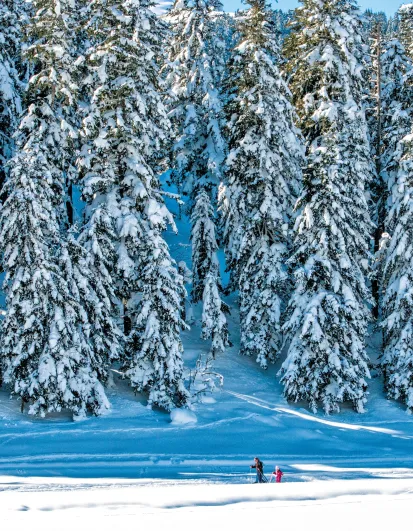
269,466,283,483
250,457,265,483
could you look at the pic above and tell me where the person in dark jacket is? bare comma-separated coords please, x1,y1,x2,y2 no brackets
250,457,265,483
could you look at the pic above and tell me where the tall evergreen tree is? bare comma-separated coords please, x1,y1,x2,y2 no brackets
124,230,189,410
380,39,413,206
280,0,375,413
165,0,226,204
369,37,413,320
191,190,230,356
64,233,122,382
201,265,230,359
0,0,111,418
398,4,413,58
0,153,109,418
190,189,220,303
17,0,78,228
385,14,399,39
0,0,26,190
379,39,413,412
380,132,413,412
165,0,230,357
367,20,386,314
222,0,303,368
367,33,413,314
79,0,188,410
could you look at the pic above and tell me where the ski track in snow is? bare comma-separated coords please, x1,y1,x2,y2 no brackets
224,391,405,436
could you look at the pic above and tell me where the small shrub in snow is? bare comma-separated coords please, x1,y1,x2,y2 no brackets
185,353,224,403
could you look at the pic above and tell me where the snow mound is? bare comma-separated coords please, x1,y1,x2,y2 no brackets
170,409,197,425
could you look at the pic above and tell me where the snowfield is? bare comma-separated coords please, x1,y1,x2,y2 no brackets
2,476,413,530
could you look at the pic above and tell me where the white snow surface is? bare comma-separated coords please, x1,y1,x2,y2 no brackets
170,408,198,425
2,476,413,530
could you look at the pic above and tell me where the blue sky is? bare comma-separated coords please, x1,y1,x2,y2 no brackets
222,0,402,16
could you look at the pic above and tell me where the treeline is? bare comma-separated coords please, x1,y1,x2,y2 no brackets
0,0,412,419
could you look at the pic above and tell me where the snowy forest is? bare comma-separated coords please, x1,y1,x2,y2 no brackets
0,0,412,421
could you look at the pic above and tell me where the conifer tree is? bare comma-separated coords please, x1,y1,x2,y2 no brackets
367,21,386,313
280,0,375,413
64,233,122,381
398,4,413,58
166,0,230,357
0,0,26,189
21,0,78,227
380,132,413,412
367,33,413,313
165,0,226,204
222,0,303,368
79,0,188,409
386,14,399,39
124,229,189,410
369,38,413,319
191,190,230,356
0,153,109,418
380,39,413,203
0,0,111,417
379,39,413,411
190,190,220,303
201,265,230,359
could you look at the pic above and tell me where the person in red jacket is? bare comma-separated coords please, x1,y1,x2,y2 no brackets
269,466,283,483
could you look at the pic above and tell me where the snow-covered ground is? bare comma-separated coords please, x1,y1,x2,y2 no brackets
2,476,413,530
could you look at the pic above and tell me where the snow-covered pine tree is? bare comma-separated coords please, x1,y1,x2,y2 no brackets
201,265,230,359
367,30,413,315
363,9,387,38
369,37,413,318
80,0,188,410
165,0,226,205
64,232,122,383
18,0,78,229
190,189,220,303
0,0,26,190
398,4,413,58
367,20,386,314
191,190,230,356
0,0,113,417
380,39,413,208
272,9,292,48
124,229,189,410
379,40,413,411
0,152,109,418
165,0,230,356
380,131,413,412
386,14,399,39
221,0,303,368
280,0,375,413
